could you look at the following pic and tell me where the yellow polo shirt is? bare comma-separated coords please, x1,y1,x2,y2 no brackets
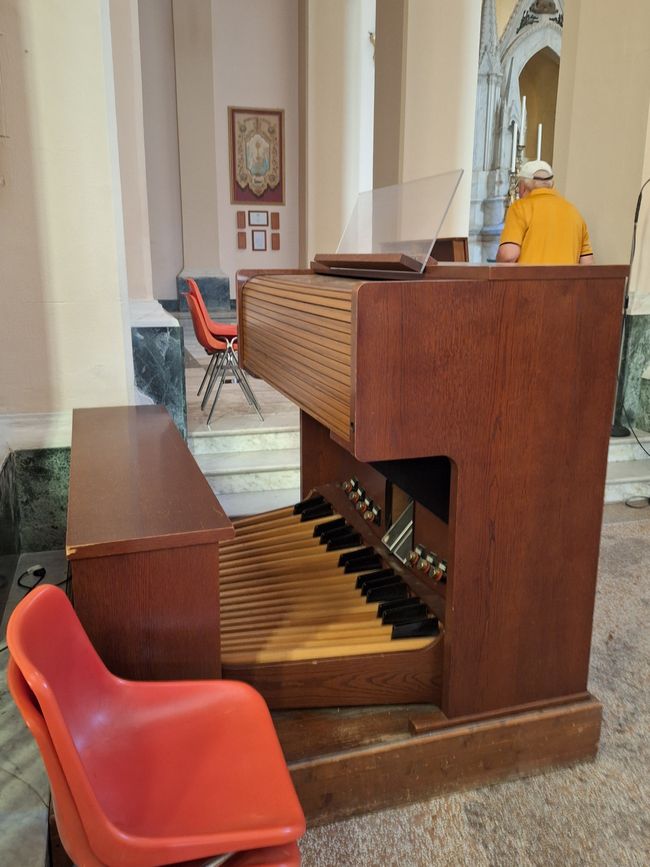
499,188,593,264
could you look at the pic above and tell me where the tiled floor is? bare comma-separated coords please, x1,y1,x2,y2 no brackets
0,550,68,867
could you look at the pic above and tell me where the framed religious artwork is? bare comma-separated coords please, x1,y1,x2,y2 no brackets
248,210,269,226
228,107,285,205
251,229,267,251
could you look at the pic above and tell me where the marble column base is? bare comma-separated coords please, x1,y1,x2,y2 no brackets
0,454,20,612
131,326,187,439
13,449,70,552
618,313,650,431
175,274,231,312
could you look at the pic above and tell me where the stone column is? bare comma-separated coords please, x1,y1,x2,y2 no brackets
172,0,228,309
110,0,186,436
401,0,482,239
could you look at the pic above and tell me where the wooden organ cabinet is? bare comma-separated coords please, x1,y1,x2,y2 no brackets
229,261,627,821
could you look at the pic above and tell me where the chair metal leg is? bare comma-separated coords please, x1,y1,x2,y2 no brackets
232,356,263,420
197,353,217,397
206,358,232,425
201,352,226,410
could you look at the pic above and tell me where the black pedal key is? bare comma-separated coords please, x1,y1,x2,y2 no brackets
366,582,409,603
392,618,439,639
338,546,375,566
344,556,382,573
382,604,428,625
377,598,418,616
293,494,325,515
326,532,361,551
319,524,354,545
361,574,399,595
355,568,394,589
313,517,346,538
301,502,334,521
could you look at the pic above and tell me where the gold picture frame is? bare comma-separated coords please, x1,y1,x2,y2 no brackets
228,107,285,205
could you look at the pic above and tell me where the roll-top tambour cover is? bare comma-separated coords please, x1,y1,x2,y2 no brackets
240,274,357,441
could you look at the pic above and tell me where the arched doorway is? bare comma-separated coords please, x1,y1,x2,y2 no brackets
519,47,559,163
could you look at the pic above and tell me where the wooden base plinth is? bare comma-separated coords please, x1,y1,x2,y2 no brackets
275,696,602,825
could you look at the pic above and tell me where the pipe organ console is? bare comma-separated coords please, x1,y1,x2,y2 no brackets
231,260,627,819
66,258,628,824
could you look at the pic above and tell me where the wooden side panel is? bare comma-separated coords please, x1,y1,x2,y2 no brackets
241,275,355,439
353,274,625,717
71,544,220,680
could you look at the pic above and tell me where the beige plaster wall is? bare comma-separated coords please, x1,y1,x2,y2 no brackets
495,0,516,38
174,0,221,277
212,0,300,286
554,0,650,270
109,0,153,300
0,0,133,411
138,0,183,300
304,0,376,261
401,0,481,237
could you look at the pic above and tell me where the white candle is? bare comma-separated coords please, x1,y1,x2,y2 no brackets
536,123,543,160
521,95,527,147
511,121,518,172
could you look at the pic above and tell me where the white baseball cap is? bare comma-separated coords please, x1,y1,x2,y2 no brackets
518,159,553,180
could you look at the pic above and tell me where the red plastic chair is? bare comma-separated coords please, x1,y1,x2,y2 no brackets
7,585,304,867
185,278,238,340
186,293,263,424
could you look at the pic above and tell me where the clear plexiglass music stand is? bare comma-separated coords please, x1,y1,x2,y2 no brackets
312,169,463,278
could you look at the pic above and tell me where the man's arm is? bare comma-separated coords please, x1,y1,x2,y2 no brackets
496,242,520,263
579,253,594,265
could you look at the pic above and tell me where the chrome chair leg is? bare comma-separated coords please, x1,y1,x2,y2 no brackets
206,357,232,426
197,354,217,397
201,351,226,410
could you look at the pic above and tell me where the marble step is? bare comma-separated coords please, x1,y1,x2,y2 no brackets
605,459,650,503
189,424,299,455
607,429,650,462
197,448,300,495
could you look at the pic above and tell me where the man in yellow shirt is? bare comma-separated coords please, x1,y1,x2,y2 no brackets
496,160,593,265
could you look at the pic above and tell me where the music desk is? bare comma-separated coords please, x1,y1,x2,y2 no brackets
66,406,233,680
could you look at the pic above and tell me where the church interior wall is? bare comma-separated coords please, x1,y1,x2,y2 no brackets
305,0,375,261
138,0,183,302
518,47,558,163
212,0,300,290
401,0,481,238
0,0,134,414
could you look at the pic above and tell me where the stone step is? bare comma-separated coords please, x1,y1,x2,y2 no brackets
215,488,301,518
196,448,300,495
189,425,299,455
604,459,650,503
607,429,650,462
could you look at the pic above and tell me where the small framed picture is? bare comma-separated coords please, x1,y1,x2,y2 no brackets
251,229,267,251
236,211,246,229
248,210,269,227
271,232,280,251
237,231,247,250
270,212,280,230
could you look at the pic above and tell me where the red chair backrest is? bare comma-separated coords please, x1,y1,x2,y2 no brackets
186,277,212,324
185,293,227,353
186,278,237,339
7,657,104,867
